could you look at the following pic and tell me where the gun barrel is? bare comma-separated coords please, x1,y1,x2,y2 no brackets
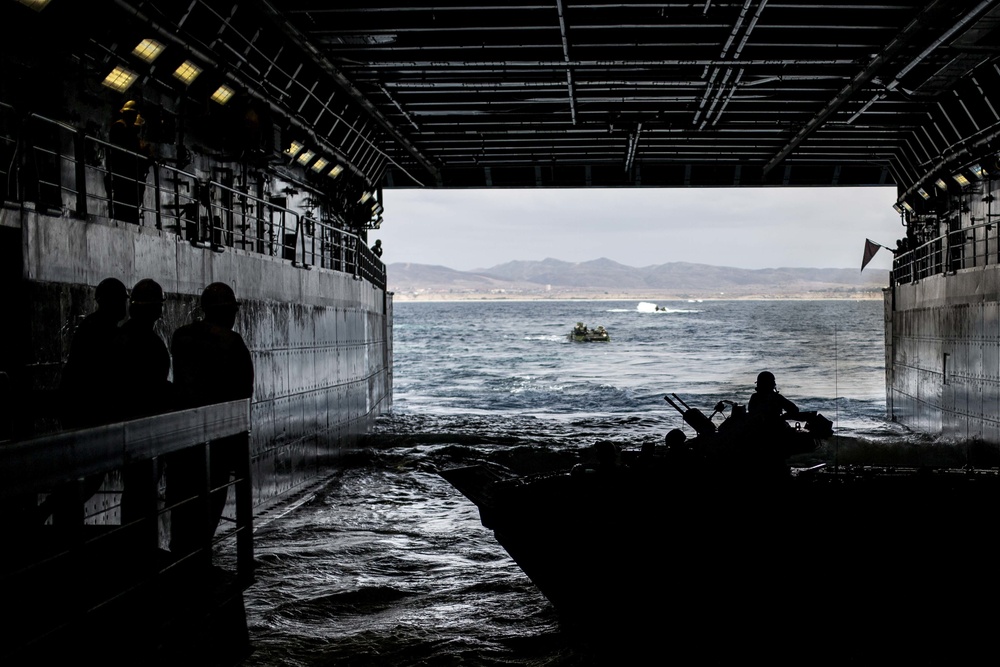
663,395,685,415
672,393,692,410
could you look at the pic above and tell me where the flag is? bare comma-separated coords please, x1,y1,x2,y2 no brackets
861,238,883,272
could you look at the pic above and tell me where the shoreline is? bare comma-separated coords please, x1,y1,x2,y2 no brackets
390,293,886,303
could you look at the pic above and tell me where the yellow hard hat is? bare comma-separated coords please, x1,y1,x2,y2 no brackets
120,100,138,113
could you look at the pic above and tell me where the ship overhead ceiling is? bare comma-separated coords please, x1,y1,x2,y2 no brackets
21,0,1000,191
259,0,1000,190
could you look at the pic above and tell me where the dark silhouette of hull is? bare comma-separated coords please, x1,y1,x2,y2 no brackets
441,457,1000,662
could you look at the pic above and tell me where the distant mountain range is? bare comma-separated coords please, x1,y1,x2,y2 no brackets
387,258,890,300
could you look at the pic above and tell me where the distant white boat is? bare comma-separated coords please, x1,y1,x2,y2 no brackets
638,301,674,312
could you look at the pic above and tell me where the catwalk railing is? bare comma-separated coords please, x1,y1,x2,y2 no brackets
0,399,253,661
0,105,386,291
892,219,1000,285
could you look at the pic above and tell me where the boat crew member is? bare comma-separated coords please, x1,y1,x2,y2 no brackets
747,371,798,422
371,239,383,258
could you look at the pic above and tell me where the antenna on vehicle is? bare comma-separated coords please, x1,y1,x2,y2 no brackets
834,322,839,473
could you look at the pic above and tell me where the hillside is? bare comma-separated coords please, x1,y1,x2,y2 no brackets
388,258,890,300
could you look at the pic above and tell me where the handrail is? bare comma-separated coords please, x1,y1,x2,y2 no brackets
0,399,249,498
892,217,1000,285
0,107,386,290
1,399,255,660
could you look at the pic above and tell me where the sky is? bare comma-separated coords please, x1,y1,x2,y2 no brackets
377,186,903,273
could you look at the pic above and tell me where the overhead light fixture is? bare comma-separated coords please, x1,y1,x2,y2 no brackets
210,85,235,105
953,172,971,187
893,203,904,214
173,60,202,85
102,66,139,92
372,202,384,216
935,178,948,191
133,39,165,63
16,0,51,10
284,141,304,158
359,192,372,204
969,163,986,180
917,188,930,200
328,164,344,178
311,157,329,172
901,201,915,213
296,150,316,166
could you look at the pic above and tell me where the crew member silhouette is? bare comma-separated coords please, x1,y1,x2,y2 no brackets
747,371,798,423
60,277,129,427
108,100,152,224
745,371,802,478
46,278,129,527
115,278,172,417
371,239,383,258
115,279,171,529
169,282,254,554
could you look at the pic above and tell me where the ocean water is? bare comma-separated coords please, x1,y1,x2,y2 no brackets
241,299,913,666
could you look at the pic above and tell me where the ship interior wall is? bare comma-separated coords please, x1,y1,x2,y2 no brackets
887,153,1000,461
5,207,392,511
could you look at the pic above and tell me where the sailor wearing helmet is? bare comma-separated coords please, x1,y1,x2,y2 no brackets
747,371,799,423
168,282,254,553
108,100,153,223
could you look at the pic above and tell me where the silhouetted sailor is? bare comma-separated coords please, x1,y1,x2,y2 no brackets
664,428,689,467
593,440,622,476
168,282,254,554
747,371,798,423
114,278,171,530
107,100,153,224
172,283,253,408
115,278,172,417
46,278,129,527
371,239,383,258
59,277,129,427
745,371,803,480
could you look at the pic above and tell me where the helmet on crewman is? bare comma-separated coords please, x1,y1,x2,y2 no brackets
755,371,776,390
129,278,164,305
201,282,239,313
95,277,128,304
120,100,138,114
